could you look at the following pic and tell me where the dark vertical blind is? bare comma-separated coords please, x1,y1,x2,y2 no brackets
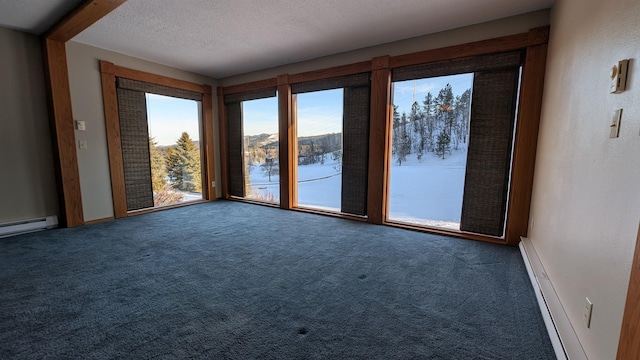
226,101,245,197
341,85,370,216
116,88,154,211
460,69,520,236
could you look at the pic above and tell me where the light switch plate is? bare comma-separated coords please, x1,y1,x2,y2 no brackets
583,297,593,328
78,140,88,149
610,109,622,138
75,120,86,131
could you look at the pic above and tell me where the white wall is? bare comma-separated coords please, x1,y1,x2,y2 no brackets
65,41,219,221
0,27,58,223
221,10,549,85
529,0,640,358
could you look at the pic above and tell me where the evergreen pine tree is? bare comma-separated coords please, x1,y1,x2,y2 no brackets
392,105,401,157
149,137,167,193
397,112,411,165
422,92,435,153
165,132,201,192
409,101,425,160
435,131,451,159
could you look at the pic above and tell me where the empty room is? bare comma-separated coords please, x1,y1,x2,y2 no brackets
1,0,639,359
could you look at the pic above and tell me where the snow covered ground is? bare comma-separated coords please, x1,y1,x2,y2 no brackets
247,160,342,211
181,191,204,203
246,147,468,230
388,148,467,230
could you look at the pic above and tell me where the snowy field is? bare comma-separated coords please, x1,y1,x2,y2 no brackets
246,147,468,230
388,149,467,230
247,161,342,211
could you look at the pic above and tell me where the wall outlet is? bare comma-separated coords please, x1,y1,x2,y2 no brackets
583,297,593,328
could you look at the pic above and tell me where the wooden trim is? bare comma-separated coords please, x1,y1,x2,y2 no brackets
222,78,278,95
202,85,217,200
385,220,507,245
372,56,390,70
127,199,207,216
367,63,392,225
528,26,550,46
278,78,295,209
289,61,372,84
228,196,280,209
217,87,229,198
617,222,640,359
389,32,530,69
294,206,367,223
43,38,84,227
109,63,208,93
84,216,115,225
46,0,127,42
290,92,298,207
504,39,548,246
99,62,127,218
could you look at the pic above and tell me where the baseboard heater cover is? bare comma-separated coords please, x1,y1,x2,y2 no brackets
0,216,58,238
519,237,588,360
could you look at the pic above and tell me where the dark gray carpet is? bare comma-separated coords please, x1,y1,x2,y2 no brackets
1,201,555,359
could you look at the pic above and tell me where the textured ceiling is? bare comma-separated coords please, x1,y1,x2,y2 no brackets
0,0,553,79
0,0,85,34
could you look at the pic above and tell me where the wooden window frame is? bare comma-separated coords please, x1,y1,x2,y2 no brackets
99,60,215,218
219,27,549,246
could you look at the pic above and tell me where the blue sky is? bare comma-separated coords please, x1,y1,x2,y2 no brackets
146,93,200,146
242,89,344,137
144,73,474,143
393,73,473,116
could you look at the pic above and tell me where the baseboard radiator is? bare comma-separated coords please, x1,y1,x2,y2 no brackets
0,216,58,238
519,237,588,360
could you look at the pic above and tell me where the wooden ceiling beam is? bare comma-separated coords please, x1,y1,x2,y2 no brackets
46,0,127,42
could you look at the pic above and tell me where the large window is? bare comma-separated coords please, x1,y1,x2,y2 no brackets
295,89,343,211
221,46,533,240
146,94,203,208
114,77,207,213
388,74,473,230
242,96,279,204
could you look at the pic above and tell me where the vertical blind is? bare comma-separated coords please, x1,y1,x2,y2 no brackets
459,69,520,236
117,88,154,211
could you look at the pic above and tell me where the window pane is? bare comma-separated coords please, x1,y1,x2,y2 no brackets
388,74,473,229
146,93,203,207
296,89,343,212
242,96,279,204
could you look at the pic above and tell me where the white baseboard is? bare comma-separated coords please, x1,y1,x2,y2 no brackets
519,237,588,360
0,215,58,238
